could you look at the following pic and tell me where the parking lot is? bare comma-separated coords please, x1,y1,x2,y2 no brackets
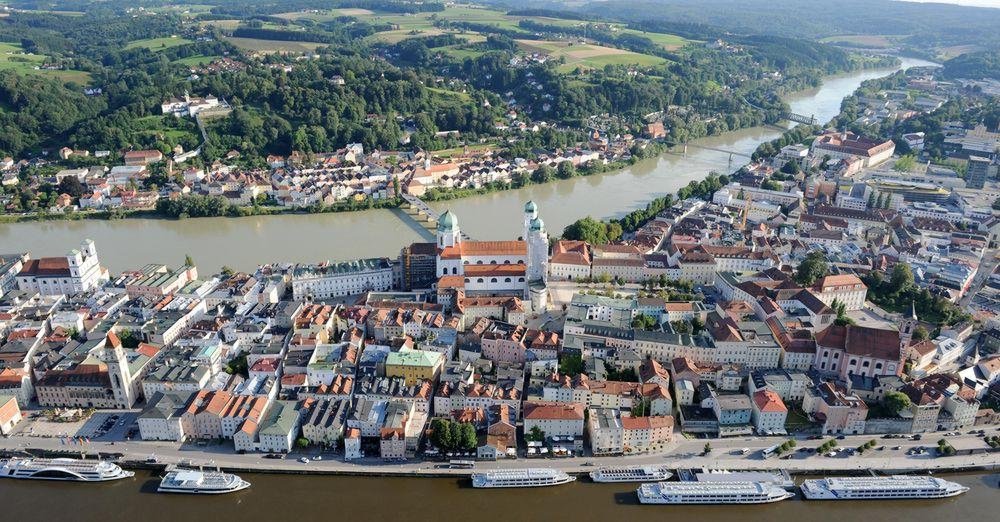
11,410,139,440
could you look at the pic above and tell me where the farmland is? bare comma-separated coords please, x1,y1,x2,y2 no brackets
222,37,326,54
0,42,90,83
125,36,194,52
516,39,667,72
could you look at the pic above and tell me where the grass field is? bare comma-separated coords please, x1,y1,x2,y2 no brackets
0,42,91,83
222,36,326,54
125,36,194,52
819,34,894,48
516,39,666,72
173,55,222,67
427,86,472,102
133,115,198,142
198,19,241,30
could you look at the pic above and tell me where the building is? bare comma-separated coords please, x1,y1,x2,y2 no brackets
967,156,994,190
802,382,868,435
549,240,591,281
0,394,22,435
811,131,895,167
435,202,548,301
301,398,350,447
522,401,585,438
384,350,444,386
811,274,867,311
16,239,109,295
138,392,193,442
290,258,394,300
751,389,788,434
813,324,903,380
398,242,438,291
254,400,301,453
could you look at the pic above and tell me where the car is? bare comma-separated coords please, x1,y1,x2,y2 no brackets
262,453,283,460
313,456,323,461
876,446,885,451
912,434,923,440
836,435,846,440
299,457,310,464
582,462,595,467
892,446,902,450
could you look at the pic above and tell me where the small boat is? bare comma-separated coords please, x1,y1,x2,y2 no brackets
637,481,795,504
589,465,672,483
0,457,133,482
157,468,251,494
471,468,575,488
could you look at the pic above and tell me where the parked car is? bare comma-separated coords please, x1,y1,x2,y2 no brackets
299,457,310,464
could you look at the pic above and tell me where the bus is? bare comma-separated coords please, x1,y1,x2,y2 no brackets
761,444,782,458
449,459,476,469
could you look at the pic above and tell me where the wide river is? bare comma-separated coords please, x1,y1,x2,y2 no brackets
0,57,936,273
0,470,994,522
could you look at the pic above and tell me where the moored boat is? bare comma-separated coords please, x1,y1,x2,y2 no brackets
157,469,251,495
0,457,133,482
800,475,969,500
637,481,795,505
589,465,672,483
471,468,575,488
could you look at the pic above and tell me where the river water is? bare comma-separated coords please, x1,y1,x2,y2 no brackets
0,470,994,522
0,57,936,273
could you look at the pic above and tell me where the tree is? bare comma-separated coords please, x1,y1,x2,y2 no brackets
832,298,854,326
57,176,85,199
703,442,712,454
893,154,916,172
559,354,585,376
795,251,829,286
883,391,912,415
912,325,929,342
562,217,609,245
221,266,236,277
527,426,545,442
460,422,477,450
875,192,884,209
889,263,915,295
556,160,577,179
531,164,554,184
184,254,194,267
430,418,454,450
631,313,658,330
296,437,310,449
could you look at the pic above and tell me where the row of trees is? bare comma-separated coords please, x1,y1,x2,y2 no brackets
428,418,477,452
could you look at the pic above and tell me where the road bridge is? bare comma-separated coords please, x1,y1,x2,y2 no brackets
399,193,471,240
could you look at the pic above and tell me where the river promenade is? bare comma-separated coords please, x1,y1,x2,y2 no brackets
4,429,998,477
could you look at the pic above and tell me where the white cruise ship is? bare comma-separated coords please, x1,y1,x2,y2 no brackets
800,476,969,500
157,469,251,495
589,465,672,483
471,468,575,488
637,481,795,505
0,457,134,482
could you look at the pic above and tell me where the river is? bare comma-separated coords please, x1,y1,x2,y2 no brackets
0,470,994,522
0,58,937,272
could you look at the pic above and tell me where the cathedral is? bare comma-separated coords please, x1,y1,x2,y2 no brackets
436,201,548,308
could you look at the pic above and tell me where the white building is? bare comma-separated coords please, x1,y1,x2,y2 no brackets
16,239,109,295
751,389,788,434
290,258,394,300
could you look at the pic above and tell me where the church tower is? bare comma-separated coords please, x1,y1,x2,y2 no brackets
102,331,136,408
523,200,538,239
898,300,919,361
437,210,461,249
526,204,549,284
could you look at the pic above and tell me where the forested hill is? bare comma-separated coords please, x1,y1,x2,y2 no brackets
492,0,1000,49
942,51,1000,80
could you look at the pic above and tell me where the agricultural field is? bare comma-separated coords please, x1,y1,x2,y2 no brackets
222,36,326,54
198,19,241,30
274,8,375,22
125,36,194,52
0,42,90,83
172,55,222,67
516,39,666,72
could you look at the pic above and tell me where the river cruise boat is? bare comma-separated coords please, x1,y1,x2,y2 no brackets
157,469,251,494
0,457,134,482
589,465,672,483
471,468,575,488
678,468,795,490
800,476,968,500
637,481,795,505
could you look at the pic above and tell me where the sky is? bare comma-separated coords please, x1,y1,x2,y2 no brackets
899,0,1000,7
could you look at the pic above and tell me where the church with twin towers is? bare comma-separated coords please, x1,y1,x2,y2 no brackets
435,201,549,309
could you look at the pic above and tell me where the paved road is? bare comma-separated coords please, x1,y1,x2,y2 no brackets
5,429,1000,476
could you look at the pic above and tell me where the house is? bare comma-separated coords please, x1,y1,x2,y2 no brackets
123,150,163,166
478,404,517,460
523,400,585,438
301,398,350,447
0,395,22,435
751,389,788,434
254,400,302,453
344,427,363,460
138,391,194,442
384,349,444,385
802,382,868,435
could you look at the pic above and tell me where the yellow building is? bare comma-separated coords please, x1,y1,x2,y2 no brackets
385,350,444,385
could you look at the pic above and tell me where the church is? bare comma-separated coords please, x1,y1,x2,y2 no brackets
436,201,549,308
